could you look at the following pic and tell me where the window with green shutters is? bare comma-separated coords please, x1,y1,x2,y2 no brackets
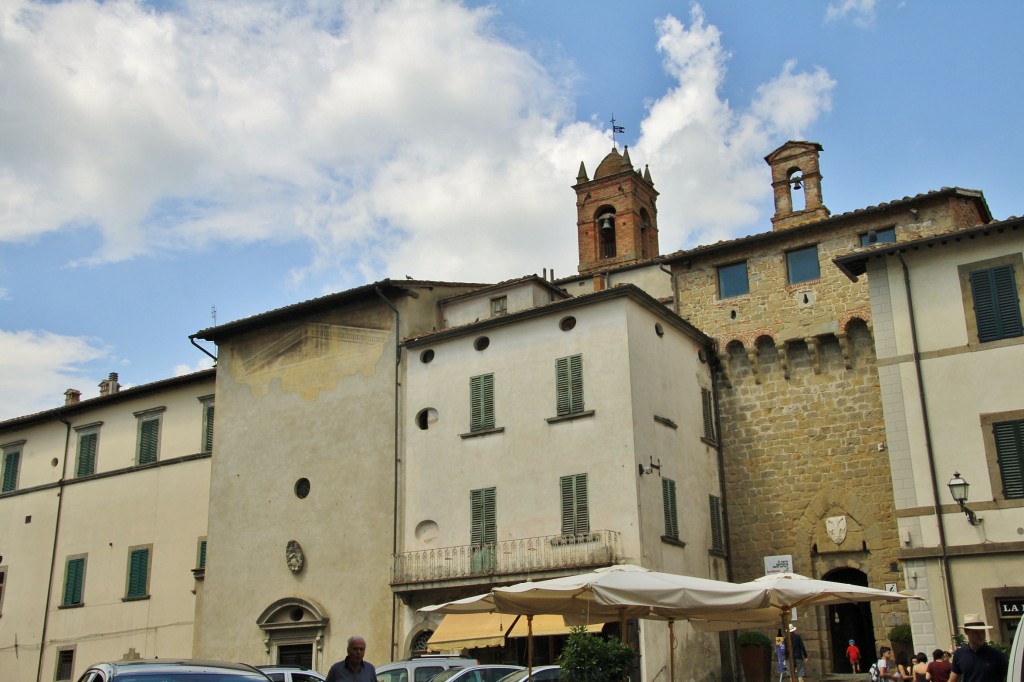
76,431,98,478
556,355,584,416
709,495,725,553
1,448,19,493
994,419,1024,499
701,388,716,443
62,557,85,606
560,474,590,537
469,374,495,431
970,264,1023,343
662,478,679,540
470,488,496,574
126,547,150,599
197,538,207,569
202,402,215,453
137,417,160,465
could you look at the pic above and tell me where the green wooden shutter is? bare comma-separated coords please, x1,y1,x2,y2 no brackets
470,488,496,546
127,548,149,598
138,419,159,464
198,540,207,569
972,265,1023,342
662,478,679,540
709,495,724,552
560,474,590,536
203,404,215,452
63,558,85,605
1,450,19,492
994,420,1024,499
701,388,715,441
77,433,97,477
470,374,495,431
556,355,584,416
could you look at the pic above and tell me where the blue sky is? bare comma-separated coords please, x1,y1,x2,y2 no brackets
2,0,1023,420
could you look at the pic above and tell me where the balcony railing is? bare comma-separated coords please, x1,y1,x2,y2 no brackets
391,530,622,586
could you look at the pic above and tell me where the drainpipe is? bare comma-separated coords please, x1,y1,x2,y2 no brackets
897,254,958,637
710,349,732,580
36,413,72,682
374,286,402,661
189,335,218,363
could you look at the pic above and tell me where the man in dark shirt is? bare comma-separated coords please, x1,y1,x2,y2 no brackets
789,624,809,682
326,636,377,682
927,648,952,682
949,614,1007,682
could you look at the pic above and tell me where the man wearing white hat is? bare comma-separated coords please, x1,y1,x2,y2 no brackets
949,613,1007,682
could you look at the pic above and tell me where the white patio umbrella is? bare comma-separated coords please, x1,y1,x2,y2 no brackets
421,564,770,682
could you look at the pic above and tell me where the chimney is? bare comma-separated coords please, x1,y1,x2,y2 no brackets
98,372,120,397
64,389,81,406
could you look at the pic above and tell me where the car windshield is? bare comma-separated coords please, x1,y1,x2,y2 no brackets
114,675,269,681
427,668,466,682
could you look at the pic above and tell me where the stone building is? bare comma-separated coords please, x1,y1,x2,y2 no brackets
570,140,993,673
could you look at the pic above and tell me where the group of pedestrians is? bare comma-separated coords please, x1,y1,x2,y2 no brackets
870,613,1008,682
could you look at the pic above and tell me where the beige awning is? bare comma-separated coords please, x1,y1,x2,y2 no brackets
426,613,601,651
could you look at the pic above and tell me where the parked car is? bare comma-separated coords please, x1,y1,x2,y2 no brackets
377,657,478,682
495,666,560,682
257,665,326,682
75,659,271,681
428,664,525,682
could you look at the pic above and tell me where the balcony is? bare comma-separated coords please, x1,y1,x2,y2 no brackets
391,530,622,590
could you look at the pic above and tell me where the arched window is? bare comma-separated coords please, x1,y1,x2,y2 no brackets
639,208,651,258
596,207,616,259
788,167,806,211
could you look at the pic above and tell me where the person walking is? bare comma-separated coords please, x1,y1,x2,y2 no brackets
326,636,377,682
926,648,952,682
878,646,895,681
912,652,929,682
949,613,1008,682
788,624,810,682
846,639,862,674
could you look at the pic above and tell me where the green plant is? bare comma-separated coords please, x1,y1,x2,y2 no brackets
952,633,966,648
988,640,1009,655
888,624,913,643
557,626,635,682
737,631,773,648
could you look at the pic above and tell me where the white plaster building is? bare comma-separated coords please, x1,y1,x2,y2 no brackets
0,370,215,682
394,279,728,680
835,217,1024,649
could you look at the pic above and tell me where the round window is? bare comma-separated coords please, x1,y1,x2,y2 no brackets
559,316,577,331
294,478,311,499
474,336,490,351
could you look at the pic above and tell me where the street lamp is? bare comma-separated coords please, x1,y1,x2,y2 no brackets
947,472,982,525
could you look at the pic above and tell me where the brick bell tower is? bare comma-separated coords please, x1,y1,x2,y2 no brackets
573,146,660,274
765,140,830,230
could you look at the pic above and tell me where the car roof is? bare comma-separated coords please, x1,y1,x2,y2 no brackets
92,659,268,675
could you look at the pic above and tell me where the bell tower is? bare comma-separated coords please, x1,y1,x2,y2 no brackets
765,141,830,230
573,146,659,275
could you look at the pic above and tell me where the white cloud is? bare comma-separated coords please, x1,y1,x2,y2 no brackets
635,6,836,248
0,330,110,420
174,357,215,376
0,0,836,283
825,0,879,28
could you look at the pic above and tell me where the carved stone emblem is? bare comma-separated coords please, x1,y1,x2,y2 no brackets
286,540,305,574
826,516,848,545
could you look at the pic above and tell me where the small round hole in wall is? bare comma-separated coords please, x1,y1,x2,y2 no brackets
416,408,438,430
559,316,577,331
420,349,435,363
654,323,664,337
294,478,310,499
289,607,305,621
474,336,490,351
698,349,707,363
730,310,737,320
51,458,59,467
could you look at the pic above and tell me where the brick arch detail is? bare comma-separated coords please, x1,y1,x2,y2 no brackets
717,326,779,349
840,307,873,333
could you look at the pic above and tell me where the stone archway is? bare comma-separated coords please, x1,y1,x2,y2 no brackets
822,567,876,674
257,597,330,669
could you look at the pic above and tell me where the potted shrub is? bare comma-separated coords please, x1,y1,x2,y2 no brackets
888,624,914,665
557,627,635,682
738,631,773,682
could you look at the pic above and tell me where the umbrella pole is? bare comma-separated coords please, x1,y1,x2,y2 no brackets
620,609,627,644
527,615,534,681
668,620,675,682
783,612,797,682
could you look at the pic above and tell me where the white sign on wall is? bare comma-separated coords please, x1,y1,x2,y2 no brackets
764,555,793,575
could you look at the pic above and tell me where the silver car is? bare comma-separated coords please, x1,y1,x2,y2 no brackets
75,659,271,681
428,665,525,682
257,665,326,682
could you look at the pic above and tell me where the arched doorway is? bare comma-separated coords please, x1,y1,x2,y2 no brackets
823,567,875,673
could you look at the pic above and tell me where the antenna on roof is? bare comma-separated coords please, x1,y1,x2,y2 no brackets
611,114,625,149
211,305,217,325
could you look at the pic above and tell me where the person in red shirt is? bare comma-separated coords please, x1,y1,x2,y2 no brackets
846,639,862,674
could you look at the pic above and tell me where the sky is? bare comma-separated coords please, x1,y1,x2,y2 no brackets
2,0,1023,420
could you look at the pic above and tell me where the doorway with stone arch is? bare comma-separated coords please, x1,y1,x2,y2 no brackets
257,597,330,670
823,567,876,674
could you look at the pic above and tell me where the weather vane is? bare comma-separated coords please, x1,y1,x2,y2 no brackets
611,114,625,148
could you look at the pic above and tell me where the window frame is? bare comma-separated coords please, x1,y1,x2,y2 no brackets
199,395,215,453
717,261,749,299
859,226,896,246
134,407,165,465
959,254,1024,345
125,545,152,600
0,564,7,616
701,388,716,444
55,647,75,681
74,423,101,478
785,244,821,285
555,354,585,417
469,374,495,432
559,473,590,538
196,537,208,570
661,478,681,543
1,441,23,493
490,296,508,317
709,495,726,554
61,555,87,607
981,409,1024,502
